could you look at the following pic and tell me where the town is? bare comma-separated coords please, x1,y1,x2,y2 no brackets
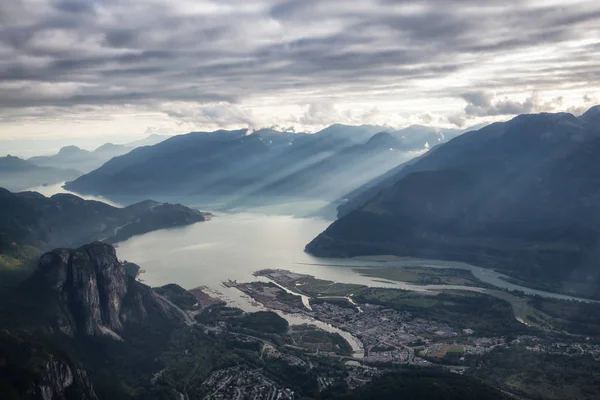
183,270,600,398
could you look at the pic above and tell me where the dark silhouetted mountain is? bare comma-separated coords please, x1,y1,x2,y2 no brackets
0,187,208,250
307,107,600,298
64,124,465,209
336,124,485,218
336,151,430,218
0,155,81,192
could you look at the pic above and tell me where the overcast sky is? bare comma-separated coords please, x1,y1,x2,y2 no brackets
1,0,599,154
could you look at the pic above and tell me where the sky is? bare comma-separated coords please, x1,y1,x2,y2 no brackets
1,0,599,155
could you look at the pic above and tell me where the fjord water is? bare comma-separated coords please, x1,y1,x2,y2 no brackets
116,213,597,304
25,184,595,303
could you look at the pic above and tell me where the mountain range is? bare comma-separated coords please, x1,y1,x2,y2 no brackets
5,105,600,397
28,134,168,174
307,105,600,299
64,125,473,210
0,135,168,193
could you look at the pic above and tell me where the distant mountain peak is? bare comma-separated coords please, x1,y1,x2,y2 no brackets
580,104,600,124
0,155,36,170
3,154,22,160
57,145,85,155
252,128,281,135
94,142,124,152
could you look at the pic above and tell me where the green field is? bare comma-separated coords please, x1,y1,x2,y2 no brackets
353,266,486,287
293,276,366,297
289,325,353,355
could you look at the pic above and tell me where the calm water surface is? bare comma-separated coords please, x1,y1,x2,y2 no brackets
116,213,597,304
117,213,370,356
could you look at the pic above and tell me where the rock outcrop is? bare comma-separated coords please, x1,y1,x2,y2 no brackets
36,357,98,400
26,242,166,336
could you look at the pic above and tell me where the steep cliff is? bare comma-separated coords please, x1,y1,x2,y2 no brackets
0,242,186,399
20,242,170,336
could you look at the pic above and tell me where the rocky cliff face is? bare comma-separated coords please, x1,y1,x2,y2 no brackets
0,242,185,399
36,357,98,400
28,242,165,336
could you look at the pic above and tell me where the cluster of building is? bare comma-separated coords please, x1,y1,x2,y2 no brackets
309,302,456,352
217,271,600,389
460,337,506,356
513,335,600,360
364,347,412,363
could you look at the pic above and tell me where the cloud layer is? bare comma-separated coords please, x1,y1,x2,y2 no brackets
1,0,599,141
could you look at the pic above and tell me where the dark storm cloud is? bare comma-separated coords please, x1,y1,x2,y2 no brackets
0,0,599,119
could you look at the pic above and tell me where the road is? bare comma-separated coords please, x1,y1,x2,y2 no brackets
154,293,197,325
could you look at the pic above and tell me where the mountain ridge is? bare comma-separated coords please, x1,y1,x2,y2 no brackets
0,187,209,251
0,155,81,192
307,106,600,299
64,124,471,211
27,134,168,174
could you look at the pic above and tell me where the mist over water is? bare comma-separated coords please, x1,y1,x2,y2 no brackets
25,182,122,207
